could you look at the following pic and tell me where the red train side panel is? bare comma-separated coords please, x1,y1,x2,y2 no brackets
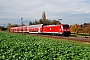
42,25,62,34
42,24,70,35
10,26,29,33
28,24,43,33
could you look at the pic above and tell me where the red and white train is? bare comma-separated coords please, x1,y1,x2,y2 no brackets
10,24,71,36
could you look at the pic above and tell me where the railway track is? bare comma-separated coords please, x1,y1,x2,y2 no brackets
8,31,90,44
26,33,90,43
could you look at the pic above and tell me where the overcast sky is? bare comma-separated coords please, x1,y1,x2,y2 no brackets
0,0,90,26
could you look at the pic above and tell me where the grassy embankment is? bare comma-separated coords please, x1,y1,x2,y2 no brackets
70,33,90,38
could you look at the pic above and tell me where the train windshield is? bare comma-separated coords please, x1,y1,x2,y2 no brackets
63,25,69,28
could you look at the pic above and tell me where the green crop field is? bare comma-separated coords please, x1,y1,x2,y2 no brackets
0,32,90,60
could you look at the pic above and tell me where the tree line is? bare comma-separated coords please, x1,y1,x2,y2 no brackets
70,23,90,35
29,19,61,25
0,19,90,35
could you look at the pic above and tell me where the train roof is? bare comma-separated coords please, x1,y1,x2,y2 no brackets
10,24,69,29
43,24,69,26
28,24,43,27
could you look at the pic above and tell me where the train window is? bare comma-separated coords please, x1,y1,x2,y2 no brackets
21,29,23,31
63,25,69,28
60,26,61,28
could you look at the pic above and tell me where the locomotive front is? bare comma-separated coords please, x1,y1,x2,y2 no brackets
61,24,71,36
